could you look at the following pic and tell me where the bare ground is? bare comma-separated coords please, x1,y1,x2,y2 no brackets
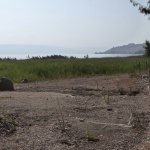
0,74,150,150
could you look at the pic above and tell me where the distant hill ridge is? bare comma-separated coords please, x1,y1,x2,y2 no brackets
95,43,144,54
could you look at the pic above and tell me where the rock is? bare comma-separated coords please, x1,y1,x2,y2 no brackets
21,78,29,83
58,138,72,146
142,74,148,79
107,108,113,111
0,77,14,91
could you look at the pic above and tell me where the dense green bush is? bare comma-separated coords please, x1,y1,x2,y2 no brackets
144,40,150,57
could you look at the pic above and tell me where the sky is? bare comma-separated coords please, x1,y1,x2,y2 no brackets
0,0,150,52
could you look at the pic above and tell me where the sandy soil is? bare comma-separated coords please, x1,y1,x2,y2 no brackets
0,74,150,150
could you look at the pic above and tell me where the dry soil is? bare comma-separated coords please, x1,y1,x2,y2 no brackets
0,74,150,150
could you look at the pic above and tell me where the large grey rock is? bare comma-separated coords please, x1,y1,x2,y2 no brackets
0,77,14,91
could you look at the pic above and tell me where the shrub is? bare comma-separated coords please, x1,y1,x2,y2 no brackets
144,40,150,57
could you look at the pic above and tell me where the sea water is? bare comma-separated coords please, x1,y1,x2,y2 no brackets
0,53,142,60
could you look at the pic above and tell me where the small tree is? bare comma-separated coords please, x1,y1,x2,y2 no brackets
130,1,150,57
143,40,150,57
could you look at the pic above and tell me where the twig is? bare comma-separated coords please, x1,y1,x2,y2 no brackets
87,121,132,128
127,113,133,125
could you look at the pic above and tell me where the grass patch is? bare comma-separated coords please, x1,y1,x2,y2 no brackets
0,112,17,135
0,56,150,82
86,124,99,142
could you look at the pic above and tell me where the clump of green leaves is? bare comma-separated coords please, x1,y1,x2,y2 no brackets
86,124,99,142
0,112,17,135
55,100,67,133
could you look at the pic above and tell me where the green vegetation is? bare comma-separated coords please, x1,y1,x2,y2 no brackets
0,56,150,82
144,40,150,57
0,112,17,135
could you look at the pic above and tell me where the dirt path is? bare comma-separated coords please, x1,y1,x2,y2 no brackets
0,74,150,150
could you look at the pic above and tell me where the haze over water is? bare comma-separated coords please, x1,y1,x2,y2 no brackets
0,1,149,56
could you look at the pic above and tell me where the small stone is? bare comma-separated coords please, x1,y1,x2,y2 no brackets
21,78,29,83
107,108,113,111
79,118,85,122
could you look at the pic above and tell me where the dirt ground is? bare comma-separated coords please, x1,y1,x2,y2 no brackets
0,74,150,150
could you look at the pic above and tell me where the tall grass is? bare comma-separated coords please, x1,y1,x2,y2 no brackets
0,56,150,82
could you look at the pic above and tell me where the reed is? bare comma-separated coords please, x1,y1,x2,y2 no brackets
0,56,149,82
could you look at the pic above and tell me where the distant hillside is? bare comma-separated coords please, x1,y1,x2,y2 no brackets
95,43,144,54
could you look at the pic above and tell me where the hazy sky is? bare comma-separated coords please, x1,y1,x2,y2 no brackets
0,0,150,50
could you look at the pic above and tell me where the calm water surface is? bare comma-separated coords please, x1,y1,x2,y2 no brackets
0,54,142,59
